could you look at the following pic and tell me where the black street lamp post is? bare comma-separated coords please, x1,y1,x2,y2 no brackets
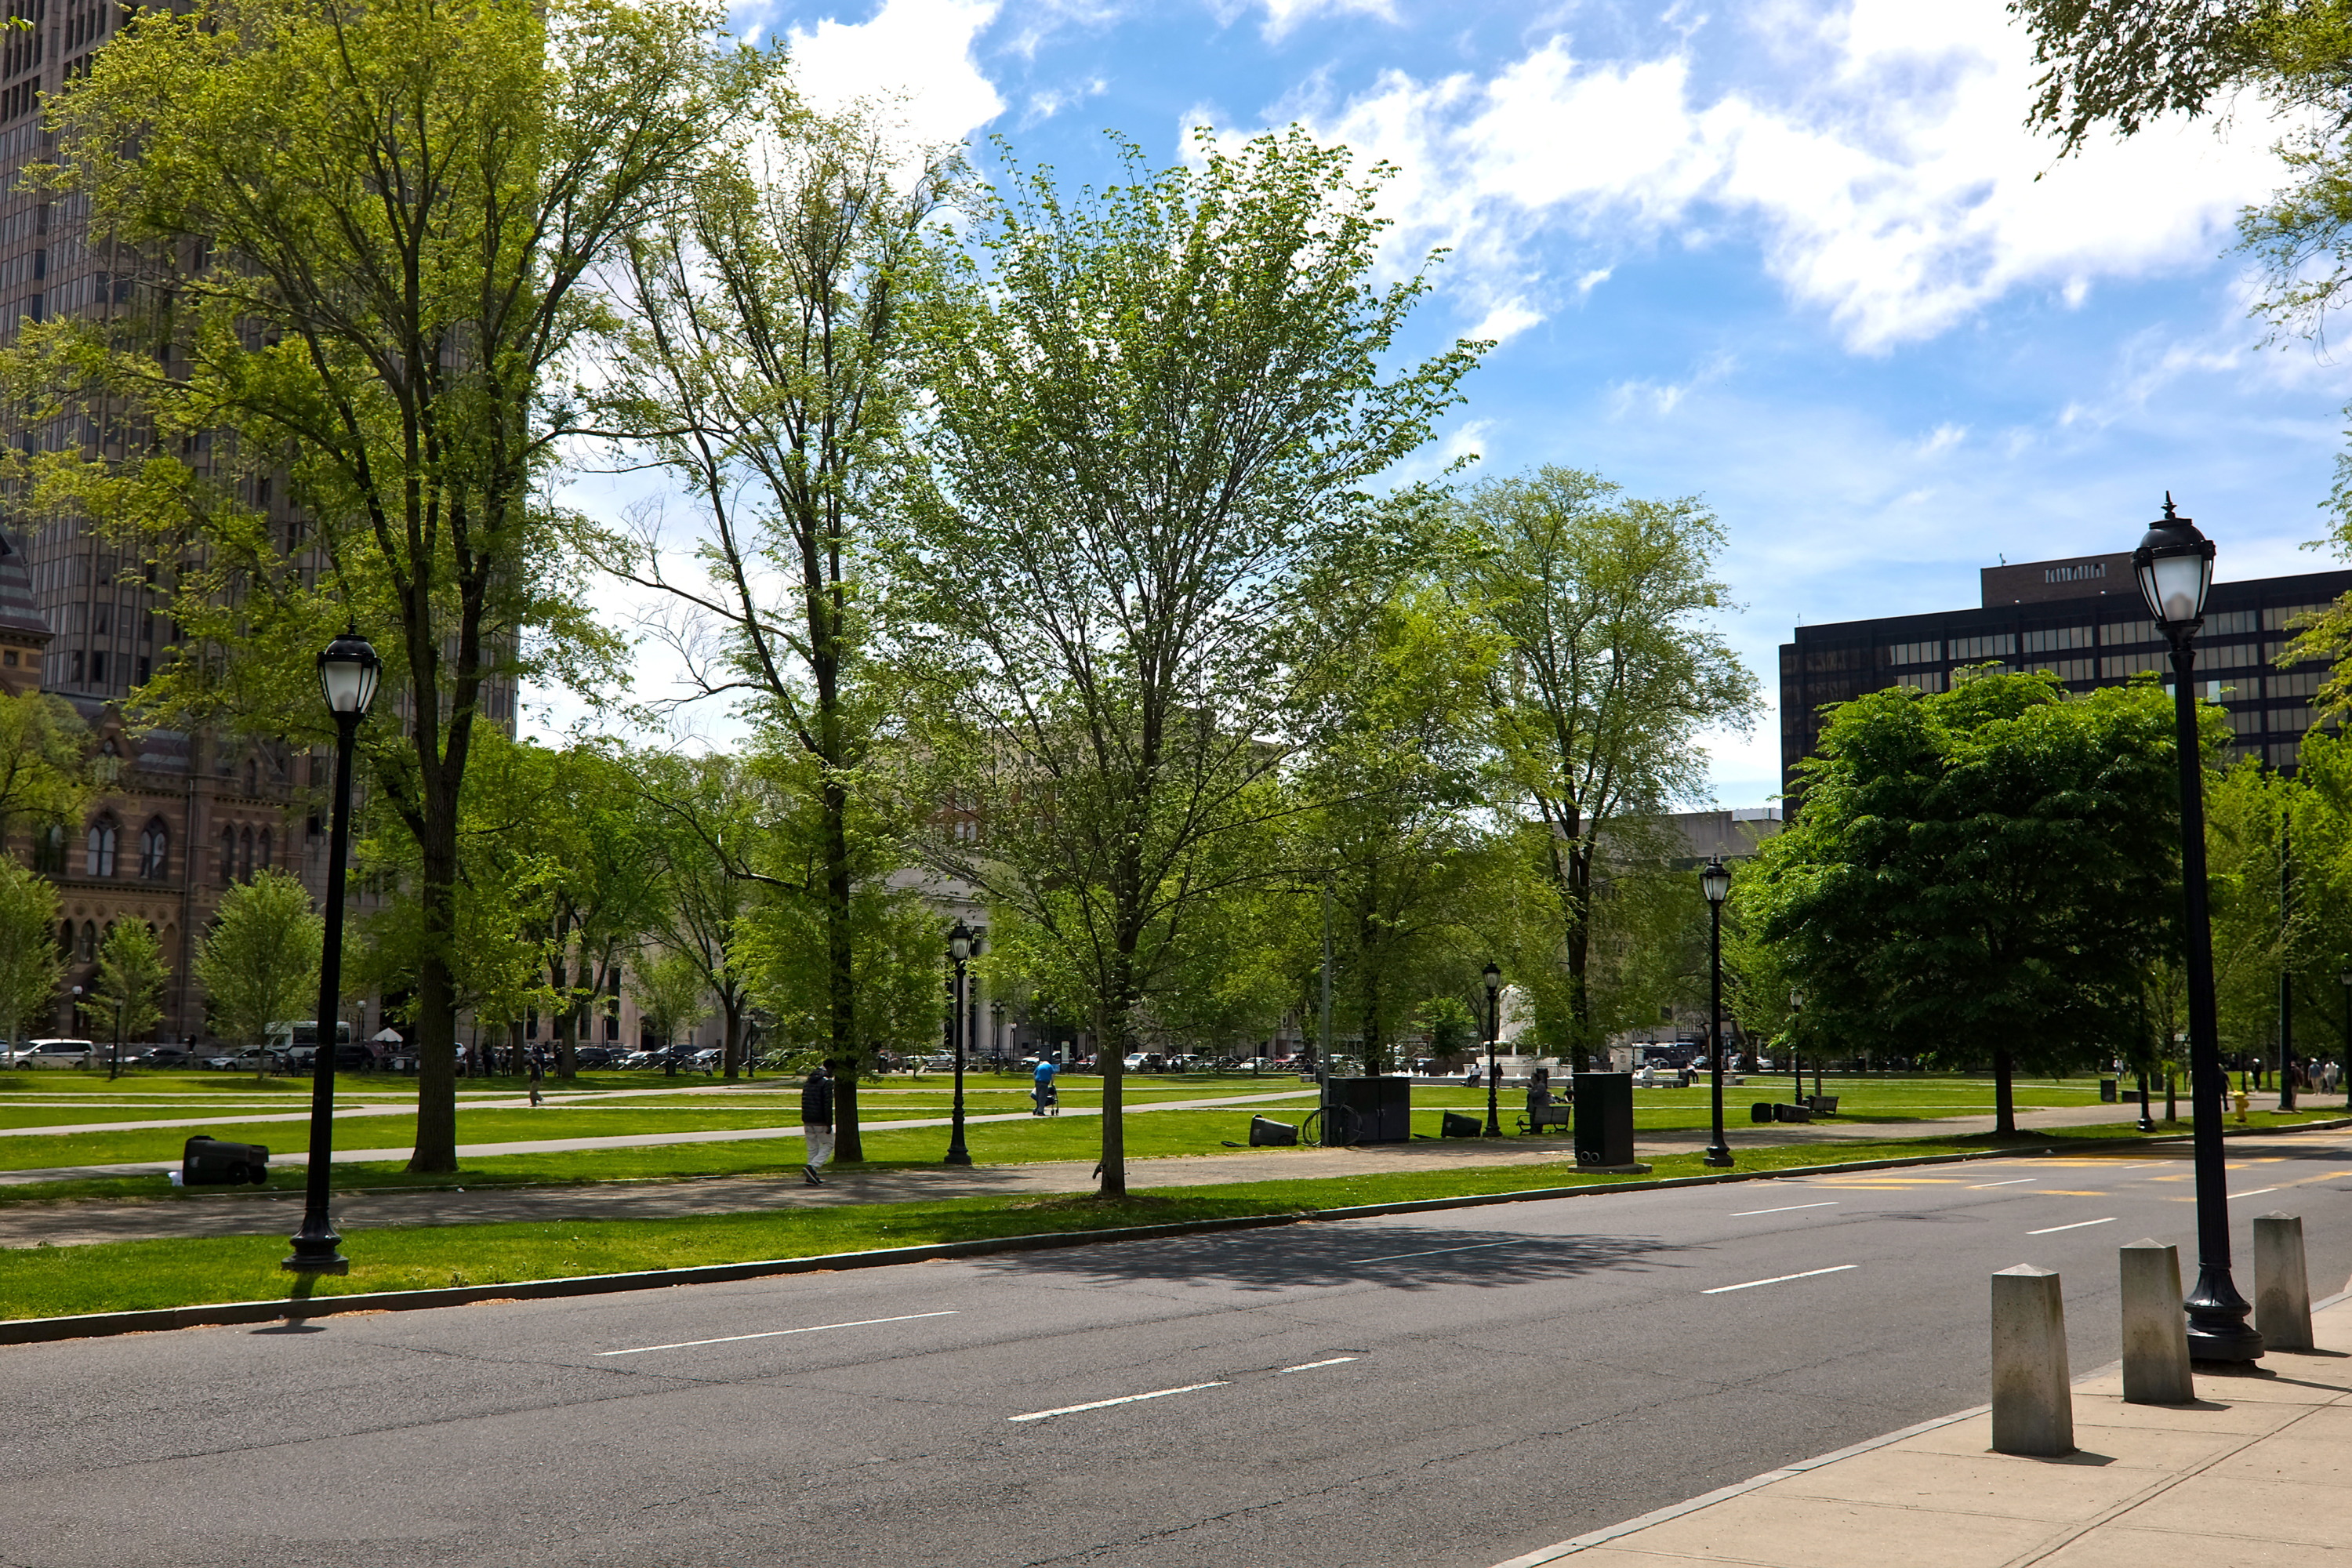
285,626,380,1276
1482,961,1503,1137
1788,987,1804,1103
2136,1062,2156,1134
2280,811,2296,1111
943,920,979,1166
990,999,1004,1066
2136,497,2261,1362
1701,856,1733,1167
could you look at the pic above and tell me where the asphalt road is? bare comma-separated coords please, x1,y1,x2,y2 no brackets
8,1132,2352,1568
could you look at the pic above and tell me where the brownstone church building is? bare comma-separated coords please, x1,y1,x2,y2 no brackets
2,525,335,1044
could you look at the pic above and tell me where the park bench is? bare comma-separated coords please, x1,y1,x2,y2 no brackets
1516,1102,1573,1135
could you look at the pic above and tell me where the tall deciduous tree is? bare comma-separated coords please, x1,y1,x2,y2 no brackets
196,867,323,1060
593,97,955,1154
0,688,89,856
1747,672,2189,1133
637,752,758,1079
17,0,743,1169
91,918,170,1067
1458,466,1760,1066
891,129,1479,1195
0,857,63,1050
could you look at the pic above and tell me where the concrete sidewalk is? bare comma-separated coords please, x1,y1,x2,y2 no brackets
1500,1292,2352,1566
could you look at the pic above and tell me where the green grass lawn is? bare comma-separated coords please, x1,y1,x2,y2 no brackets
0,1135,2018,1320
5,1109,2347,1319
0,1069,2325,1178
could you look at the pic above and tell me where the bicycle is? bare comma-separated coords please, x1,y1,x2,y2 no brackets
1300,1103,1359,1148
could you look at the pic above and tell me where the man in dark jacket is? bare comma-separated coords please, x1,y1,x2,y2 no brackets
801,1062,834,1186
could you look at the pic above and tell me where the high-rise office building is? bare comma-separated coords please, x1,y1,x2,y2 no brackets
1780,552,2352,800
0,7,510,1044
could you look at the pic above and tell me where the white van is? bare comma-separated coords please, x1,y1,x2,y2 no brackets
24,1038,95,1068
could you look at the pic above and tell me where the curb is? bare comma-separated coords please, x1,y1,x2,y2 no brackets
5,1115,2345,1347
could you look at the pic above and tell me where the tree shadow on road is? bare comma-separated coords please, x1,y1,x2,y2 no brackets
975,1221,1685,1294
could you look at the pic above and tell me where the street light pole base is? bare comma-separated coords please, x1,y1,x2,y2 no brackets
942,1149,973,1167
1702,1146,1733,1168
2184,1265,2264,1363
281,1230,348,1275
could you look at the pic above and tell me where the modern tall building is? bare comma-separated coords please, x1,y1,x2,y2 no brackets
1780,551,2352,798
0,7,523,1047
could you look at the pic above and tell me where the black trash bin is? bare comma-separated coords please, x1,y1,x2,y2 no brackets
183,1135,270,1185
1440,1110,1484,1138
2100,1078,2118,1103
1573,1072,1635,1167
1247,1116,1298,1147
1751,1102,1774,1123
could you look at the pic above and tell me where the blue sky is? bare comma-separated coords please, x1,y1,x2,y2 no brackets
554,0,2352,808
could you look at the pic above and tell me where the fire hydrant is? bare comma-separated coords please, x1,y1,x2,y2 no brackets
2234,1091,2251,1123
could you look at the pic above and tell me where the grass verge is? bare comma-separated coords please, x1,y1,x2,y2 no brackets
9,1118,2339,1320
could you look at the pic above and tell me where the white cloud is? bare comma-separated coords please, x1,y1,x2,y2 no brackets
1213,0,1397,44
1469,299,1544,343
1281,0,2291,351
786,0,1006,147
1917,422,1966,456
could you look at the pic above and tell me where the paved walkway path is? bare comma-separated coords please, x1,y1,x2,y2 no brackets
0,1088,1327,1185
1496,1289,2352,1566
0,1098,2241,1248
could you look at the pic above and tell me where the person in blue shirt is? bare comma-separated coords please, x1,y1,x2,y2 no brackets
1031,1055,1058,1116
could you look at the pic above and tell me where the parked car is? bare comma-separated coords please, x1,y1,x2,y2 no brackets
22,1038,96,1068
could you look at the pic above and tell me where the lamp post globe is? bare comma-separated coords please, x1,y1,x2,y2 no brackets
1700,856,1733,1167
2136,498,2259,1362
943,920,977,1166
285,624,378,1276
1482,961,1503,1138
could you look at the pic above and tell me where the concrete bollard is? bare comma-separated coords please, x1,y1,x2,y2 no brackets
2118,1240,2194,1404
1991,1264,2074,1456
2254,1213,2314,1352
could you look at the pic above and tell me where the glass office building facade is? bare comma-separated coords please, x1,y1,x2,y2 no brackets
1780,551,2352,800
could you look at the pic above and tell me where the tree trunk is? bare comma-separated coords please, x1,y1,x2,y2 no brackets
722,990,742,1081
1097,993,1127,1198
822,771,861,1160
552,914,577,1081
1992,1044,2016,1137
408,946,459,1171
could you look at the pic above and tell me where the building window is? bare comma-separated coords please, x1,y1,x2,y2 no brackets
140,818,169,880
2103,619,2157,646
2272,670,2325,699
69,649,82,683
239,826,253,881
78,920,96,963
2102,650,2169,680
256,827,270,872
1949,633,2016,661
32,823,63,873
2020,625,2093,654
2027,659,2096,682
2264,603,2331,631
219,825,236,884
1883,640,1941,666
1893,671,1944,694
85,815,117,877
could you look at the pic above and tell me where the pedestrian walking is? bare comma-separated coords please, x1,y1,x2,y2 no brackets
528,1054,544,1108
1032,1054,1058,1116
801,1062,835,1186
